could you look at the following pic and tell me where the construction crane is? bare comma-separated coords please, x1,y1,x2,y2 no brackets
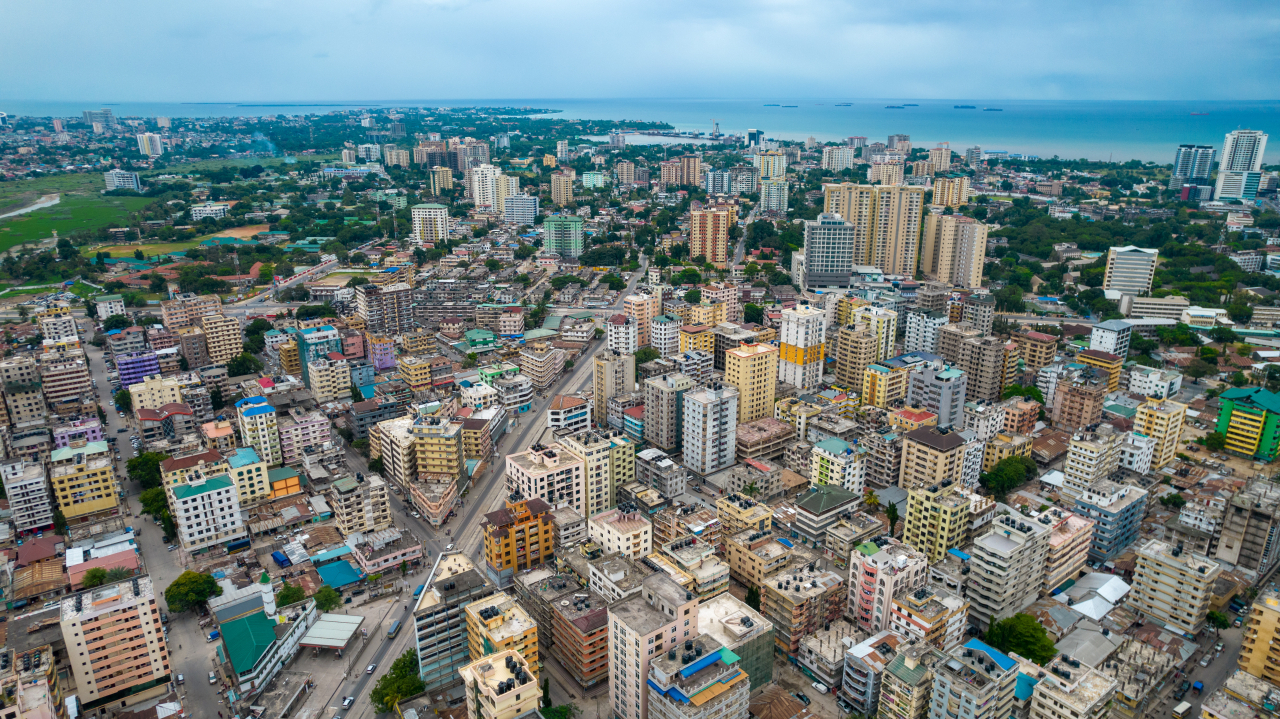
710,119,720,137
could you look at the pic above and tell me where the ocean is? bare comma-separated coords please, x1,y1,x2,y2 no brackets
2,97,1277,163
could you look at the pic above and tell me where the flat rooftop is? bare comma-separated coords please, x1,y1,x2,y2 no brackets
697,592,773,649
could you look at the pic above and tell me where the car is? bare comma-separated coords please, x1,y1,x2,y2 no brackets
176,674,185,685
351,589,366,596
366,663,377,674
1215,642,1225,652
167,545,177,551
1200,656,1212,667
446,543,455,550
343,697,355,708
692,485,703,493
792,692,811,706
411,512,421,519
161,613,169,623
1235,617,1245,627
117,428,127,433
209,671,218,685
812,682,828,694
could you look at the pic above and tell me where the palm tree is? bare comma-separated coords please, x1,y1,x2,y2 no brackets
863,489,881,512
742,482,760,498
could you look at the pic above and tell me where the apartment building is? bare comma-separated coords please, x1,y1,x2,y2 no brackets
926,641,1018,719
847,537,929,633
622,293,662,347
834,323,878,395
196,314,242,365
235,396,281,466
920,214,987,289
890,583,969,654
608,574,700,719
560,429,633,518
907,366,967,429
60,577,171,709
49,440,118,522
414,553,498,691
1238,590,1280,684
480,495,555,588
1102,246,1158,294
277,407,330,467
904,310,949,355
762,563,846,658
1130,539,1221,634
966,509,1051,630
802,212,859,290
457,650,539,719
646,634,749,719
465,593,541,675
1072,480,1148,562
410,203,449,243
644,373,694,452
636,448,689,497
1029,655,1117,719
589,507,652,559
1062,426,1123,497
0,459,52,532
844,630,904,717
903,481,970,563
506,442,586,517
331,475,392,535
1051,372,1108,431
682,383,738,476
593,351,635,428
171,473,247,553
159,292,221,329
1011,331,1057,373
779,305,827,390
1042,508,1094,595
356,282,414,335
723,343,778,424
900,427,983,492
880,645,945,719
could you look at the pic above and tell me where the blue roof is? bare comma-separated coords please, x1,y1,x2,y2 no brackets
1015,673,1040,701
948,548,971,561
236,396,275,417
310,545,353,564
815,437,852,455
227,447,262,469
776,538,794,548
964,639,1016,672
316,559,363,588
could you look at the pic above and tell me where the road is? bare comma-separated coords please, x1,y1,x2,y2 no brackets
311,257,648,719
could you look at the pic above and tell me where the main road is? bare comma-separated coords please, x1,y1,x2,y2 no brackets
325,257,648,719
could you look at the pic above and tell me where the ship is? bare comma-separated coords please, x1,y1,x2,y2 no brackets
782,105,798,108
835,103,853,106
903,103,919,106
885,105,905,109
954,105,976,109
763,104,780,107
983,108,1003,111
1190,112,1209,116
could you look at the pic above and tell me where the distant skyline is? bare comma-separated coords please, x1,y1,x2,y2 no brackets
3,1,1279,102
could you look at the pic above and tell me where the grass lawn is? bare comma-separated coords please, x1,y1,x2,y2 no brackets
82,240,204,258
0,192,150,254
0,174,108,216
143,154,341,177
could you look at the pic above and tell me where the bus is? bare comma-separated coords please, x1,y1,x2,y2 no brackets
1173,701,1192,719
413,584,426,598
386,620,402,640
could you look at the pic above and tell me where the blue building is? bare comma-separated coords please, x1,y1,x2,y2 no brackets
1072,479,1148,562
296,325,341,389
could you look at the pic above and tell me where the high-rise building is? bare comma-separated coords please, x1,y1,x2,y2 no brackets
1072,480,1147,562
236,396,281,466
561,429,633,516
921,214,987,289
870,161,905,186
644,373,695,452
1061,426,1123,497
83,108,117,126
900,427,983,492
689,209,731,267
458,649,540,719
907,367,967,429
723,343,779,423
415,553,498,692
949,335,1016,403
646,634,750,719
1010,330,1057,373
593,350,636,427
1216,129,1268,199
170,472,247,553
759,178,789,214
679,155,702,187
504,194,538,226
606,314,639,354
608,574,701,719
903,310,949,355
49,441,119,522
802,213,857,290
929,145,953,170
1130,539,1221,635
0,459,52,532
903,481,971,563
1170,144,1215,188
411,203,449,243
966,508,1051,629
480,495,555,588
683,383,739,476
430,165,454,195
623,293,662,347
778,306,826,390
964,147,983,166
104,168,141,191
159,292,221,329
356,282,413,334
615,160,635,185
823,184,925,276
1237,589,1280,684
468,163,502,208
834,323,877,395
60,576,171,710
822,146,857,172
926,641,1018,719
1134,398,1186,470
847,537,928,633
1102,246,1158,294
551,172,574,206
931,176,971,208
543,215,584,259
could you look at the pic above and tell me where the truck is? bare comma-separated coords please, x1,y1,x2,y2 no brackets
271,550,292,568
206,630,220,643
1173,702,1192,719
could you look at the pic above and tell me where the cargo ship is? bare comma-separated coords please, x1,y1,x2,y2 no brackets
954,105,976,109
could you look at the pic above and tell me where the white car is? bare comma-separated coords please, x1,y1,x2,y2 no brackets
811,682,828,694
209,671,218,684
411,512,421,519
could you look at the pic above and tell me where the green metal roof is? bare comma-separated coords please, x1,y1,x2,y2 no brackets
171,474,235,499
1222,387,1280,415
795,484,859,515
856,541,880,556
49,442,109,462
221,611,278,675
886,650,932,686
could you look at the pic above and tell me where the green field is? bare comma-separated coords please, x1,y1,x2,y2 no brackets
0,194,151,253
81,240,205,258
0,173,107,216
142,153,341,178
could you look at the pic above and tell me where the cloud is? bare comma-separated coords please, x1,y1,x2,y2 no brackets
1,0,1276,101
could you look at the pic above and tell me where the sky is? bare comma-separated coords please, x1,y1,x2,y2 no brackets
4,0,1279,102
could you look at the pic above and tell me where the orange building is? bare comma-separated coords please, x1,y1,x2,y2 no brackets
481,495,556,589
690,210,731,267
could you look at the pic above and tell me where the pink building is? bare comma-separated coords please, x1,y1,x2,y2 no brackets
342,329,365,360
608,574,701,719
623,293,662,347
350,528,424,574
700,282,741,323
846,537,929,634
366,333,395,371
52,418,104,448
278,408,330,465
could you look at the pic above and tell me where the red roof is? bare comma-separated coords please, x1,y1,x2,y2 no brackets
1023,331,1057,342
16,535,64,567
1079,349,1121,362
258,377,275,388
895,408,937,423
623,406,645,418
327,351,346,361
608,314,629,325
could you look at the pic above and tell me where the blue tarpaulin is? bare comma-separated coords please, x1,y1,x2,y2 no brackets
316,560,363,588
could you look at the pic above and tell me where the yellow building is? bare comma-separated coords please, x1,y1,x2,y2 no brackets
197,313,242,365
715,494,774,536
902,482,969,563
836,293,872,327
862,361,912,408
851,306,898,362
1239,590,1280,685
551,173,574,206
689,301,727,327
725,529,794,591
679,324,715,353
402,330,438,356
981,433,1032,473
890,408,939,432
932,176,971,208
774,396,824,440
398,355,434,393
278,340,301,375
1076,350,1123,392
411,416,464,482
724,343,779,423
458,650,540,719
823,183,926,276
465,593,541,676
1130,538,1220,635
1133,398,1187,470
49,441,119,521
920,214,987,290
834,323,877,396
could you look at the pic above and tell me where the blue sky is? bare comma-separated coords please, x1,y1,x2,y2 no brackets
4,0,1278,101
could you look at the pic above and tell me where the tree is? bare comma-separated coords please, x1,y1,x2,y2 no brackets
52,508,67,535
313,585,342,611
485,258,502,273
1205,432,1227,451
1207,611,1231,633
979,456,1038,501
635,347,661,364
165,571,223,612
210,387,224,410
276,581,306,607
540,705,582,719
863,489,881,512
350,384,362,401
82,567,110,588
114,389,133,412
742,482,760,498
16,305,28,320
744,585,761,611
684,288,702,304
985,614,1057,665
1160,493,1188,509
885,502,900,536
1186,358,1215,381
370,649,426,712
102,314,131,331
139,487,169,517
127,452,167,490
369,456,385,474
1001,384,1045,404
743,303,764,324
227,352,264,377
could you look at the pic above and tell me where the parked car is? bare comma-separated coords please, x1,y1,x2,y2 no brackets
811,682,828,694
343,697,355,708
1215,642,1225,652
176,674,184,685
209,671,218,685
446,544,455,550
1234,617,1244,627
792,692,810,706
1200,655,1212,667
366,663,377,674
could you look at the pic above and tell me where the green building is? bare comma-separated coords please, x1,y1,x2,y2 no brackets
1216,386,1280,461
543,215,584,259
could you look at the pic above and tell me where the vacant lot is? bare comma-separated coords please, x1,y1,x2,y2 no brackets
83,224,271,258
143,154,341,178
0,174,106,216
0,193,151,253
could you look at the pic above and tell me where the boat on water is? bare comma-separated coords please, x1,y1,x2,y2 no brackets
954,105,976,109
763,103,780,106
782,105,798,108
885,105,905,109
835,103,852,106
903,103,918,106
1190,112,1209,116
984,108,1003,111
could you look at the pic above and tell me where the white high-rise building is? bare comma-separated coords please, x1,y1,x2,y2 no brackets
682,383,739,477
104,169,141,191
411,203,449,244
1216,130,1268,200
357,143,381,161
136,133,164,157
0,460,53,532
802,213,857,290
504,194,538,226
904,310,949,354
822,146,857,172
606,314,639,354
760,179,789,214
778,306,826,390
469,163,501,209
556,139,570,160
1102,246,1158,295
1171,144,1215,182
851,305,898,362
